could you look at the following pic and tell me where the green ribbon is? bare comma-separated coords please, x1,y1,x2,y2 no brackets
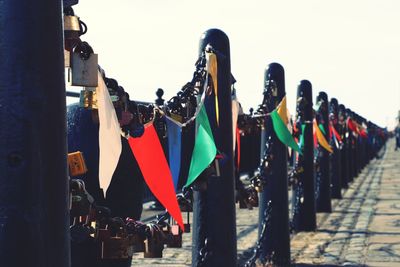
270,110,301,154
185,105,217,186
318,123,326,135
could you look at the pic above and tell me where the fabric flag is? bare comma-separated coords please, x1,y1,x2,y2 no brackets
166,119,182,192
185,105,217,186
347,118,359,134
232,99,240,151
313,125,318,148
313,120,333,153
299,124,306,150
270,97,301,154
359,129,368,138
128,124,184,230
97,72,122,195
319,123,327,136
330,124,342,143
236,127,241,169
206,52,219,125
277,96,289,125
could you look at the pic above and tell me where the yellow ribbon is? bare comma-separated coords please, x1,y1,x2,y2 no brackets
313,119,333,153
276,96,288,125
206,52,219,125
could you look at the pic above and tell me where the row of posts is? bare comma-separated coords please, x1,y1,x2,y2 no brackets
190,30,387,266
0,2,388,266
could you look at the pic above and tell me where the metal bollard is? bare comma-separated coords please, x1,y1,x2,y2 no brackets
345,108,355,182
315,92,332,213
329,98,342,199
292,80,317,232
257,63,290,265
0,1,69,266
338,104,349,189
192,28,237,267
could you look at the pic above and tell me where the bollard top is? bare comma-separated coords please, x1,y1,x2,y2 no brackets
297,80,312,102
199,28,230,56
296,80,313,120
317,91,328,102
264,63,285,102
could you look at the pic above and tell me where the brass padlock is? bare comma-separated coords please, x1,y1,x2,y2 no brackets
64,15,80,32
79,88,98,110
68,42,98,87
68,151,88,176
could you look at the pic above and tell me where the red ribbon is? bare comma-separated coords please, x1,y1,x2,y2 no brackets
236,127,241,169
128,124,183,230
330,123,342,143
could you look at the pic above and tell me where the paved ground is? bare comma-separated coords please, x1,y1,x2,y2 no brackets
131,138,400,266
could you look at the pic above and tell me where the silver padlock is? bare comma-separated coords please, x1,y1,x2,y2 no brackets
69,42,98,87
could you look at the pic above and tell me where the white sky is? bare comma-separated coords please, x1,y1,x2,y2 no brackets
72,0,400,129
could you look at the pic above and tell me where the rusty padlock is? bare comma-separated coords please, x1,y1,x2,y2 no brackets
167,224,182,248
143,224,164,258
99,218,134,259
125,218,146,253
247,186,259,208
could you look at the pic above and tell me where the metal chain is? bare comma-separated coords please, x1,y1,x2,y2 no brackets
197,238,211,267
244,201,273,267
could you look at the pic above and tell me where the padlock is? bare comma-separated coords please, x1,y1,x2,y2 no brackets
247,187,259,208
70,179,92,217
167,224,182,248
125,218,146,253
131,234,145,253
64,15,81,32
64,50,71,68
143,237,163,258
184,210,191,233
69,42,98,87
68,151,88,176
143,224,164,258
79,88,98,110
99,219,134,259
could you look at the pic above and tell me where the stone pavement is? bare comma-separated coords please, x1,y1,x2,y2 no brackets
131,138,400,266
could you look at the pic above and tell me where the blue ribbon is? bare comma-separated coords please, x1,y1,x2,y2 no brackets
166,119,182,192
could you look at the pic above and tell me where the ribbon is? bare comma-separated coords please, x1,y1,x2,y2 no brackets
185,104,217,186
313,119,333,153
128,124,184,230
97,72,122,195
166,119,182,192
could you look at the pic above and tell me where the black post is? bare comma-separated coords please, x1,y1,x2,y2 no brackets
315,92,332,213
292,80,316,232
338,104,349,189
346,108,355,182
329,98,342,199
192,28,236,267
258,63,290,265
0,1,69,267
